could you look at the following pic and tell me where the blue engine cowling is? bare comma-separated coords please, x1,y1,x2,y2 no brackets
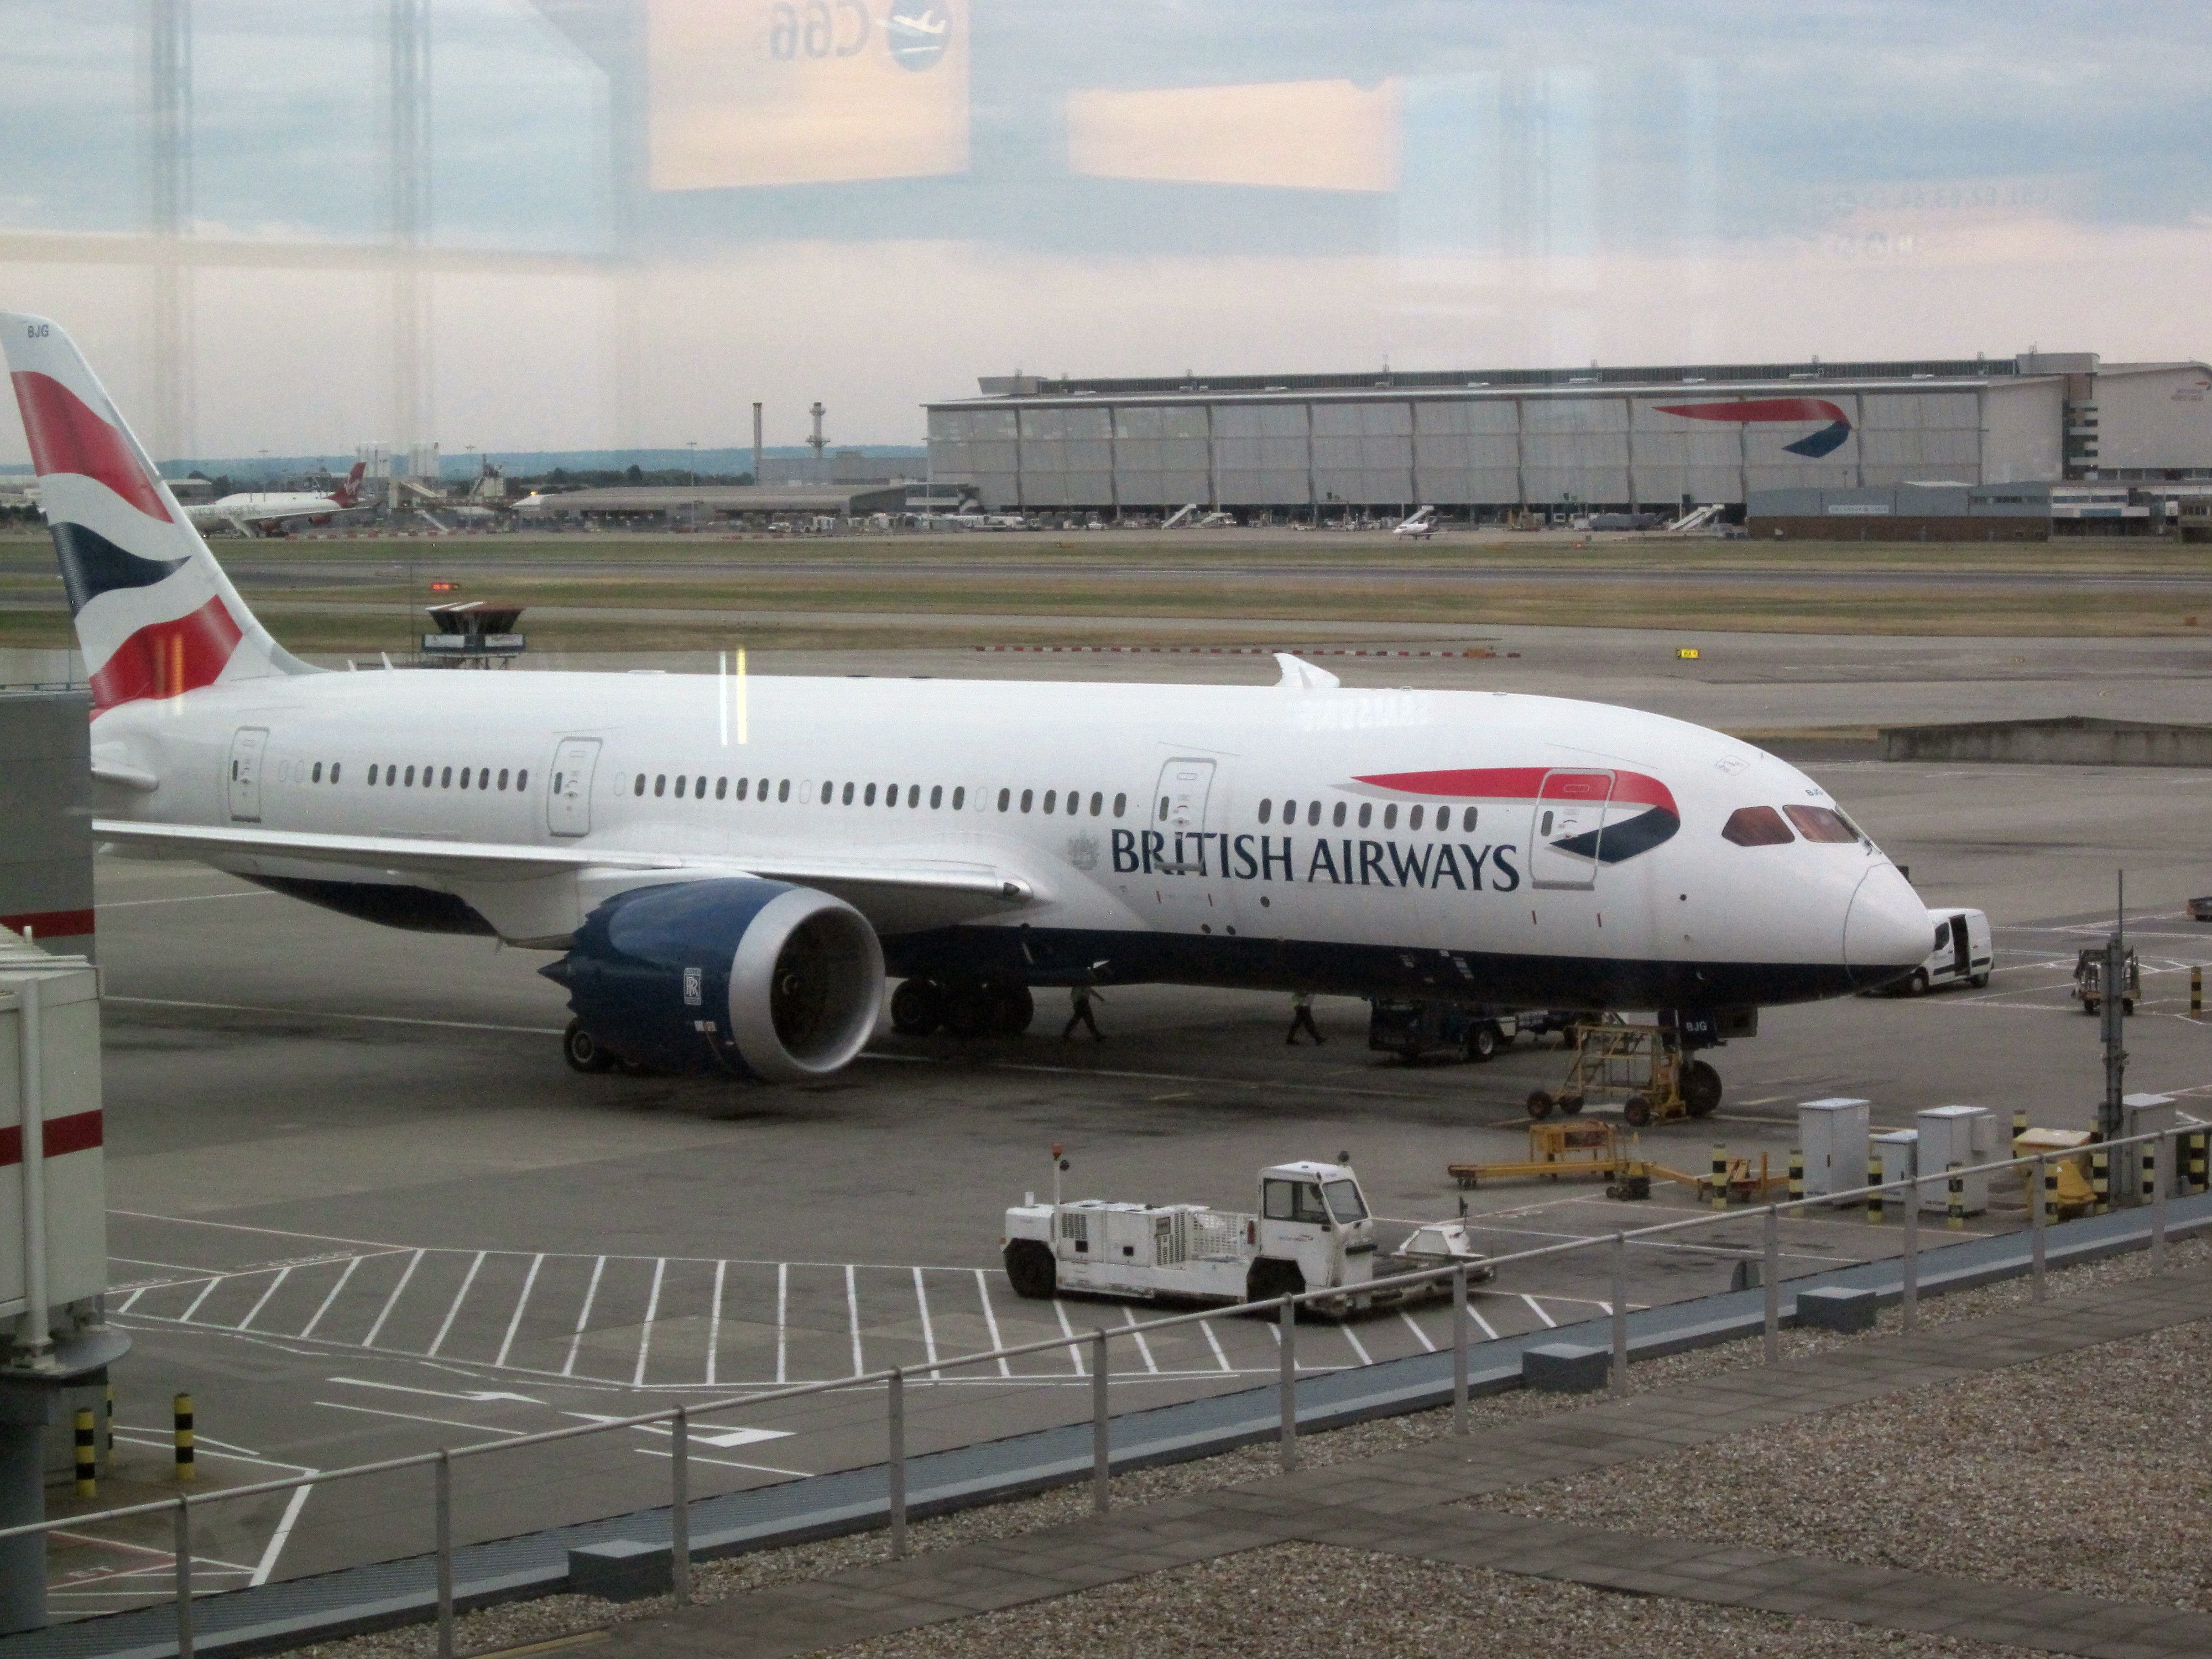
541,878,884,1081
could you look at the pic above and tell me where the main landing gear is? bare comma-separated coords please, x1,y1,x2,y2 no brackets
890,977,1036,1039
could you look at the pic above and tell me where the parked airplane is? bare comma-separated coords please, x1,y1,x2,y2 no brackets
1392,505,1438,539
186,462,367,538
4,312,1932,1090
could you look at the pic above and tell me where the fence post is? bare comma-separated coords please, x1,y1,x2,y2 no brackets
1451,1266,1469,1435
1610,1234,1629,1400
887,1368,907,1558
1091,1331,1109,1514
1762,1205,1780,1363
1279,1295,1297,1473
2153,1131,2171,1272
2031,1154,2048,1305
1901,1177,1918,1331
173,1497,192,1659
435,1450,453,1659
670,1406,690,1606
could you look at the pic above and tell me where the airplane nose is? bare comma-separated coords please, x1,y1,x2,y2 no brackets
1843,863,1932,989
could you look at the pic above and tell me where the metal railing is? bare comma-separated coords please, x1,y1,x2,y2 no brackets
8,1118,2203,1658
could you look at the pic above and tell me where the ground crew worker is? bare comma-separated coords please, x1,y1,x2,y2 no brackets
1286,990,1324,1045
1063,983,1104,1042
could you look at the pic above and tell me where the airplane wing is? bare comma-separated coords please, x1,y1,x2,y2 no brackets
91,819,1038,938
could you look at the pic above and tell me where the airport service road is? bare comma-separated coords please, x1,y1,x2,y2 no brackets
60,750,2212,1608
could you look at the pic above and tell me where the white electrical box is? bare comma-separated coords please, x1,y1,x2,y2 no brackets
1872,1129,1918,1197
2120,1093,2178,1203
1797,1098,1872,1198
0,942,108,1334
1914,1105,1996,1214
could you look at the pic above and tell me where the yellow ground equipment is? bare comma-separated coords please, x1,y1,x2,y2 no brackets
1449,1123,1781,1204
2014,1126,2097,1218
1525,1021,1722,1127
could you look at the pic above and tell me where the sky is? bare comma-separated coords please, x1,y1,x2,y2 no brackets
1,0,2207,461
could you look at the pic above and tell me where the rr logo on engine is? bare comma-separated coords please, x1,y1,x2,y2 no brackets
683,966,703,1006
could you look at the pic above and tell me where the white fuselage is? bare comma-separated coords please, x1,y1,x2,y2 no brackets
90,667,1930,1009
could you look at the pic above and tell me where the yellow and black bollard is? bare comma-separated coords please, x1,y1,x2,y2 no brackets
2011,1107,2028,1147
2143,1143,2158,1208
1710,1145,1729,1211
2044,1157,2060,1215
174,1392,195,1483
73,1408,96,1499
2191,1131,2208,1196
103,1383,114,1460
2091,1147,2110,1215
1868,1153,1885,1223
2193,965,2203,1018
1945,1164,1964,1231
1788,1149,1804,1204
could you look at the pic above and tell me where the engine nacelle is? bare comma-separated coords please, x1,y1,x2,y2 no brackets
542,879,884,1081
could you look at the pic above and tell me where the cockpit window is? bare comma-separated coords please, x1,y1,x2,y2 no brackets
1784,804,1861,844
1322,1179,1368,1223
1721,806,1793,846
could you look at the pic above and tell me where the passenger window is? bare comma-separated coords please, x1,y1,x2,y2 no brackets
1540,810,1553,835
1784,805,1860,844
1358,803,1372,828
998,789,1010,811
909,785,921,807
844,782,857,805
1284,800,1296,822
369,764,379,785
778,780,789,802
864,783,877,806
1333,801,1346,827
460,768,471,790
681,775,693,798
1933,920,1950,947
1043,790,1056,813
1090,791,1102,816
1306,801,1319,826
736,778,749,800
1410,805,1423,831
405,765,416,785
1383,804,1397,829
1434,806,1450,831
1721,806,1794,847
1259,800,1272,824
1157,796,1169,821
441,766,453,788
634,775,645,796
517,770,526,791
312,762,323,783
695,775,705,797
953,786,966,809
715,778,727,800
654,775,666,797
499,768,510,791
1021,789,1034,813
1112,792,1125,817
479,768,489,790
930,785,943,808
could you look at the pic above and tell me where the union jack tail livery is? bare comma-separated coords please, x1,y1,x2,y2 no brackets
2,312,307,715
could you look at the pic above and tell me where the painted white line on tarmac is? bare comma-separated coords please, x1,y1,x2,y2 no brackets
633,1259,666,1386
427,1251,487,1360
237,1265,294,1333
314,1400,528,1438
299,1254,366,1341
497,1254,544,1370
1201,1318,1233,1373
1120,1305,1159,1374
562,1258,606,1378
1399,1311,1436,1353
775,1262,788,1386
1054,1297,1084,1376
362,1250,425,1348
251,1483,317,1587
707,1260,727,1389
845,1264,863,1378
973,1270,1010,1379
1521,1295,1557,1329
912,1266,940,1380
1468,1306,1500,1340
1339,1324,1373,1366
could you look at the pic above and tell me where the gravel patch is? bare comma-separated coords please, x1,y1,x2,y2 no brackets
1488,1246,2212,1611
275,1234,2205,1659
804,1542,2042,1659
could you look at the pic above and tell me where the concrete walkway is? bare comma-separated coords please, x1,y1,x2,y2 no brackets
594,1266,2212,1659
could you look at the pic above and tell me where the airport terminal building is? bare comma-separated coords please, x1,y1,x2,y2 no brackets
925,353,2212,518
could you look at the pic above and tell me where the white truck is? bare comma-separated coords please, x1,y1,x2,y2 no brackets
1001,1160,1489,1317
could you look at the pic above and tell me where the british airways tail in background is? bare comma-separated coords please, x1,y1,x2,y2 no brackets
3,312,1934,1091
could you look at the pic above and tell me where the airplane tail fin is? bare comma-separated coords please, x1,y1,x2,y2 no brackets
1,312,310,714
332,460,367,507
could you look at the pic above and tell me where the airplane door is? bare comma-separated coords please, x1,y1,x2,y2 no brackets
1527,769,1614,890
547,738,601,837
1146,757,1229,927
227,727,268,823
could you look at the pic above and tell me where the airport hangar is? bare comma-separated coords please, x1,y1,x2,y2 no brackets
925,352,2212,519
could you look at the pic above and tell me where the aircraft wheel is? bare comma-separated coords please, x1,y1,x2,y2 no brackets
1684,1061,1723,1118
561,1019,619,1074
990,982,1036,1036
941,980,995,1039
1003,1241,1056,1300
1525,1090,1555,1121
1622,1094,1653,1128
1558,1094,1585,1115
890,978,945,1036
1467,1022,1502,1062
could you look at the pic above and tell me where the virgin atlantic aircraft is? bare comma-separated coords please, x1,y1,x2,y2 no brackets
4,312,1930,1093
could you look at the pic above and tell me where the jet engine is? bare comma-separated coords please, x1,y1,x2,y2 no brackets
542,879,884,1081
